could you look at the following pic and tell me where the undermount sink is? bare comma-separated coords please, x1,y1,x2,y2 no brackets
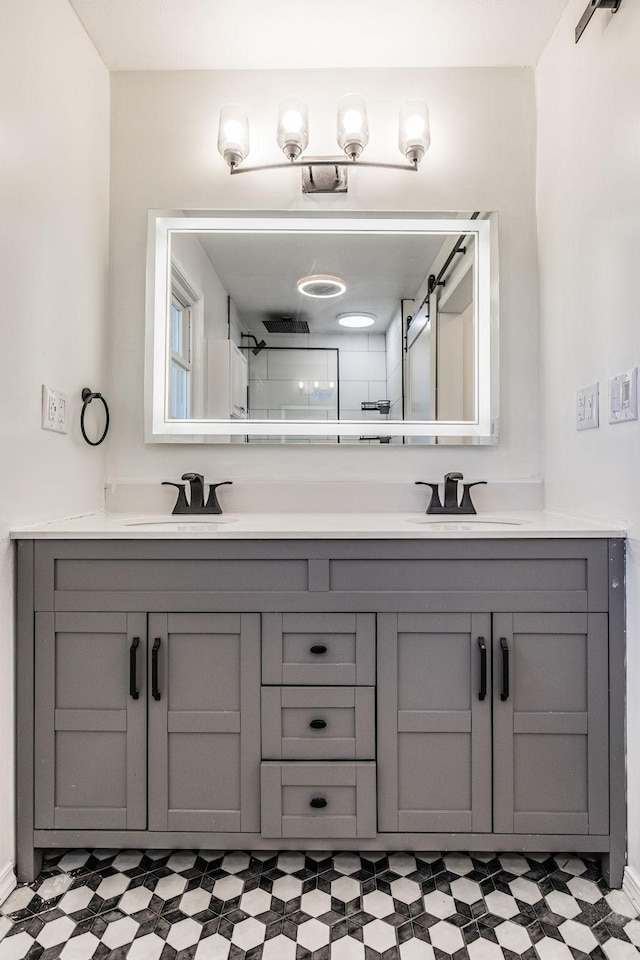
124,517,239,529
409,516,526,528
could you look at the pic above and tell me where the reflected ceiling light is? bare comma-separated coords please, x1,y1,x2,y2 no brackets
217,96,430,193
338,313,376,328
297,275,346,298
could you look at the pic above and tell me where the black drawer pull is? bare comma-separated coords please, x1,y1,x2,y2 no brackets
500,637,510,701
309,796,327,809
478,636,487,701
152,637,162,701
309,718,327,730
309,644,327,655
129,637,140,700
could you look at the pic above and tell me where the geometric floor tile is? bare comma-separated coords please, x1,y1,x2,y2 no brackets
0,850,637,958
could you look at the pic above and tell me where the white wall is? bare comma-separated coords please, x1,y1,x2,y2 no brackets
536,0,640,887
108,67,540,482
0,0,109,892
170,233,229,340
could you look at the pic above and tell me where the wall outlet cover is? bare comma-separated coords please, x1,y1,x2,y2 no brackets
609,368,638,424
576,382,599,431
42,384,69,434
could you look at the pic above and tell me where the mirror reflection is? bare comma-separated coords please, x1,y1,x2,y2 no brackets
148,212,495,443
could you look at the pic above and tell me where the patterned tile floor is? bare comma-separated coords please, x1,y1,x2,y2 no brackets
0,850,638,960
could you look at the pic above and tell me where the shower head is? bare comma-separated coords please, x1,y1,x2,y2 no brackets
241,333,267,356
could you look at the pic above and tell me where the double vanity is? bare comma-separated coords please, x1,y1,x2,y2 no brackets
13,504,626,887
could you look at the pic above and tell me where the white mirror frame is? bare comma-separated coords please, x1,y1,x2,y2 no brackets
145,212,497,441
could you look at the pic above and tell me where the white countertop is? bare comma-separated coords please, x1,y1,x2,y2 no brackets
9,511,626,539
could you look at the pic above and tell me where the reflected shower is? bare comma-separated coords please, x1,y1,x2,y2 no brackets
241,334,267,355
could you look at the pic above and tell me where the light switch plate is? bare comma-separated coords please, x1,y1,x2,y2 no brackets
609,367,638,423
42,384,69,434
576,382,599,430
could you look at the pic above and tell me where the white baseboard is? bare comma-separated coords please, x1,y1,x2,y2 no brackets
623,865,640,913
0,861,16,910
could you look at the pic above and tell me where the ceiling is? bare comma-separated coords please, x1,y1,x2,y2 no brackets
195,228,451,335
67,0,571,72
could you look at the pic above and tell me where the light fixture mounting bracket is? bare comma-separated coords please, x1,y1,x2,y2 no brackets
575,0,622,43
302,159,348,194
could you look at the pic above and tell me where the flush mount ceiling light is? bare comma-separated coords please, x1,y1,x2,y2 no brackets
217,95,430,194
338,313,376,328
297,275,347,298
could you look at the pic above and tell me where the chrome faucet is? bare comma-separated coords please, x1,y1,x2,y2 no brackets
162,473,232,515
416,472,486,515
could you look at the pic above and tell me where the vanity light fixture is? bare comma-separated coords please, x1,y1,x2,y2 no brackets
217,96,430,194
338,313,376,328
297,275,347,299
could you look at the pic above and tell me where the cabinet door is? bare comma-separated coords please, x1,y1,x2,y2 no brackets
378,612,492,833
493,612,609,835
148,612,261,832
34,611,147,830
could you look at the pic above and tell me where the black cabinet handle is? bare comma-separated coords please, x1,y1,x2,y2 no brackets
129,637,140,700
310,644,327,655
500,637,510,701
309,718,327,730
478,637,487,701
309,796,327,809
152,637,162,701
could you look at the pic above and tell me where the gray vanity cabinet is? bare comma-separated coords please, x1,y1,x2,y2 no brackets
34,611,147,830
377,610,610,838
147,612,261,833
17,537,625,888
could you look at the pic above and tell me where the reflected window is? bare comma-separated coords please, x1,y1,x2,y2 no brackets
169,298,192,418
168,261,201,419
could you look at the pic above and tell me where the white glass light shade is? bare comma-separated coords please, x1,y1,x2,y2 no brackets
277,97,309,161
398,101,430,164
217,104,250,167
338,313,375,328
337,94,369,160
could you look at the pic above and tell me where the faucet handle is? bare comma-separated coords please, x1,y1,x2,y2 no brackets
459,481,487,515
416,481,444,514
205,481,233,515
162,482,190,515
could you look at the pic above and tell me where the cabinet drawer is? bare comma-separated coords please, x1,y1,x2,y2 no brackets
261,761,376,838
262,613,375,685
262,687,375,760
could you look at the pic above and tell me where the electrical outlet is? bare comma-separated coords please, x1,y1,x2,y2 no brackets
609,367,638,424
576,382,599,431
42,385,69,434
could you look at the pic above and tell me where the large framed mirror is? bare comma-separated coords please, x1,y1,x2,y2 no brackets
145,211,498,443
